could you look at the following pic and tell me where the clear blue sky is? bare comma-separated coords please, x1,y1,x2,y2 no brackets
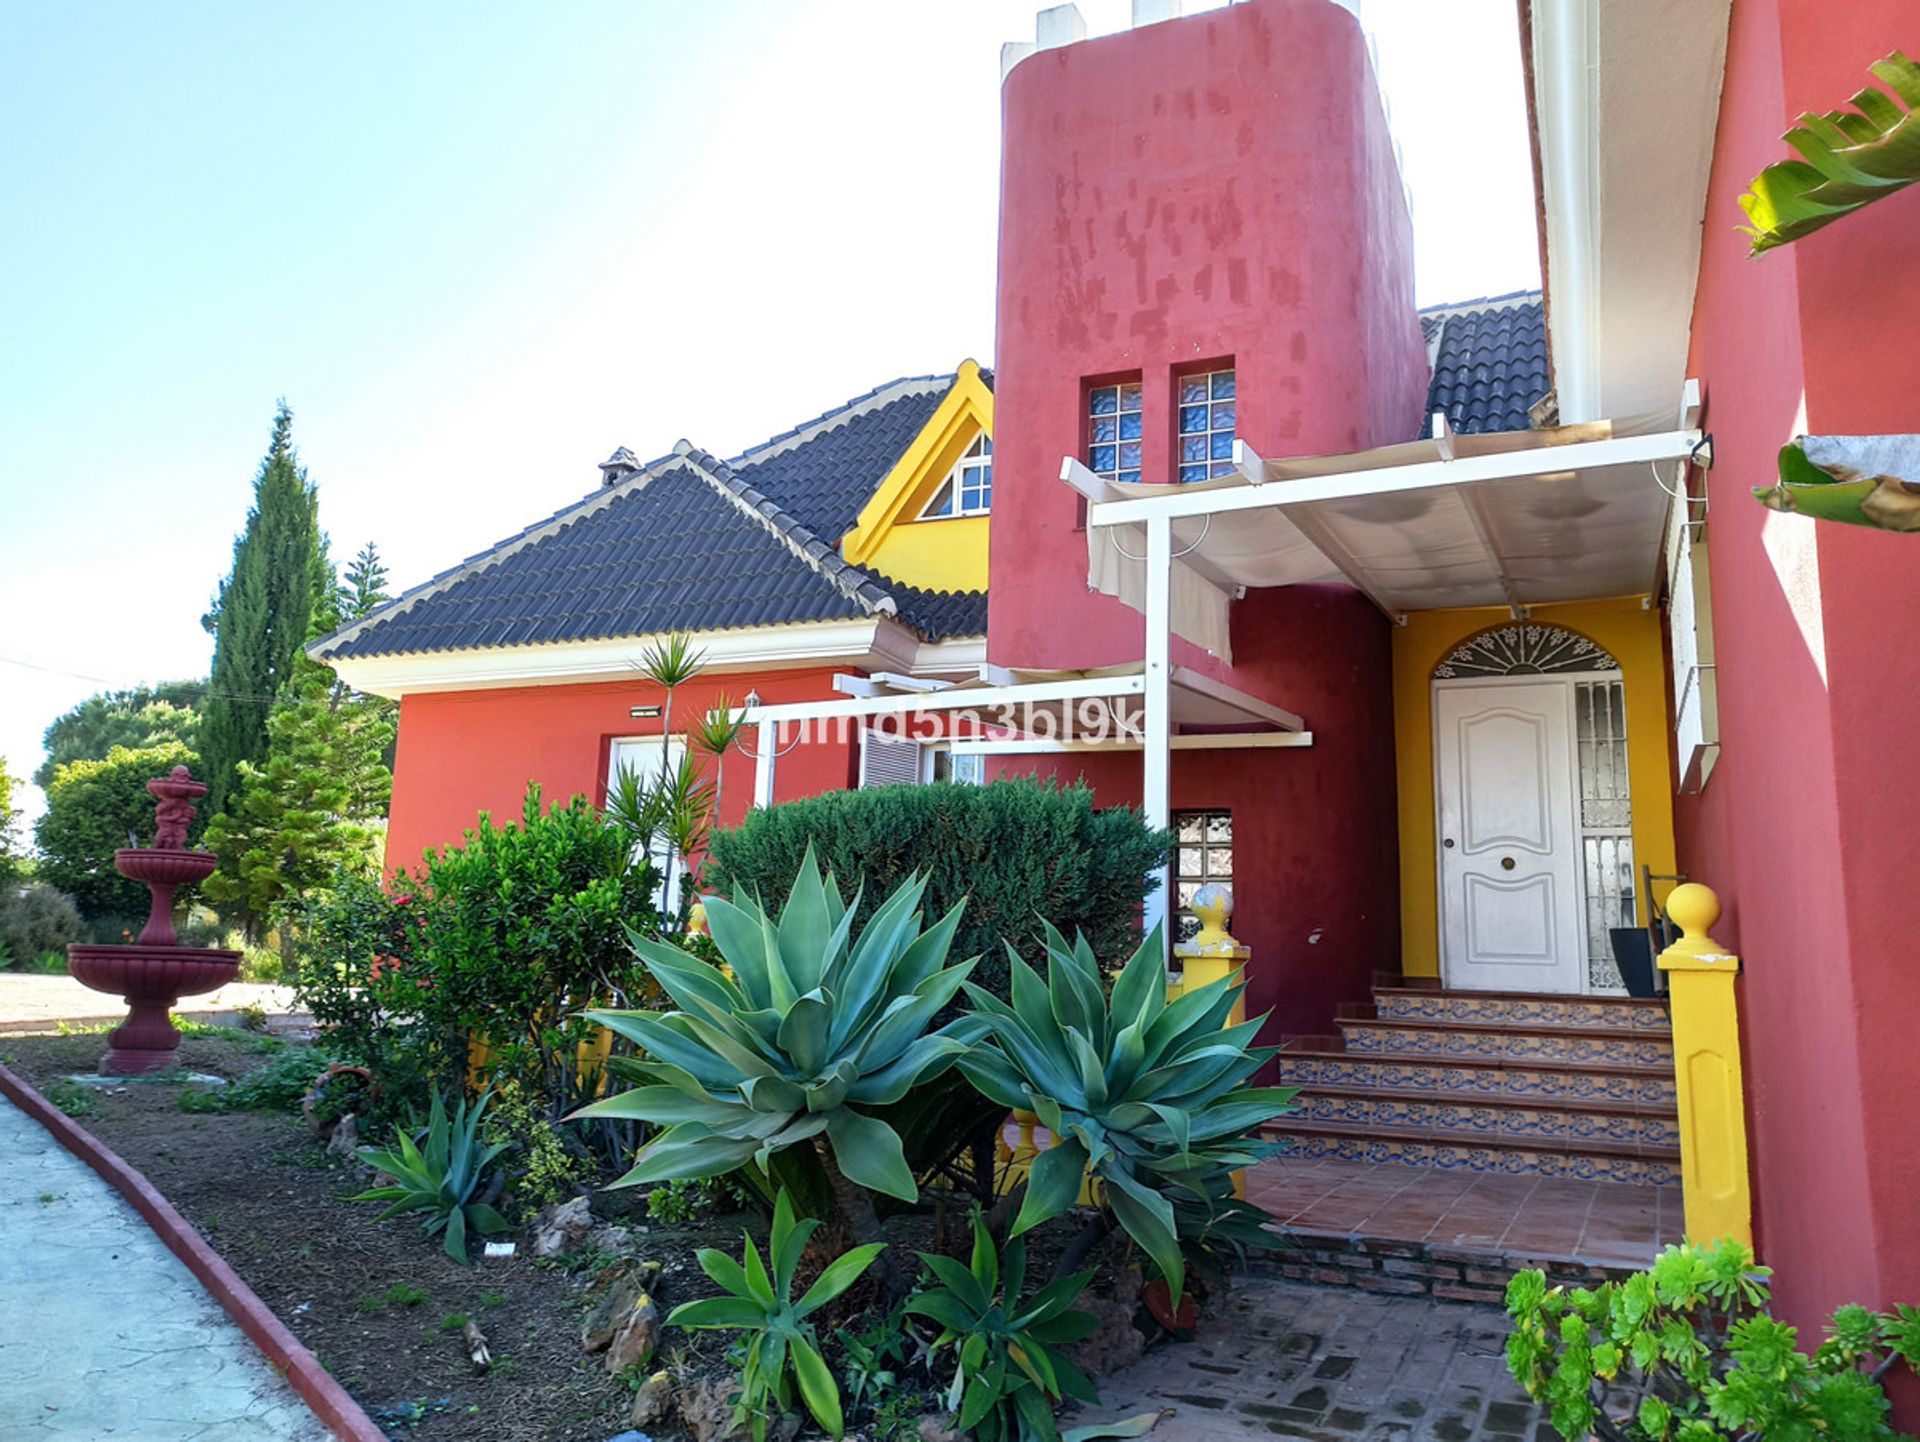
0,0,1539,833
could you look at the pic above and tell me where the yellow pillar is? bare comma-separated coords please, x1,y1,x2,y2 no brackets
1170,884,1249,1196
1658,883,1754,1249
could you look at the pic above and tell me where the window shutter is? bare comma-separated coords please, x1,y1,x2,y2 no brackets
1666,505,1720,793
860,730,924,787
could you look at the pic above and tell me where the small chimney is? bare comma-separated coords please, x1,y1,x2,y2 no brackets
598,446,643,488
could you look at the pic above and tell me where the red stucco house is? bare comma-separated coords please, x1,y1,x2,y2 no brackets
317,0,1920,1373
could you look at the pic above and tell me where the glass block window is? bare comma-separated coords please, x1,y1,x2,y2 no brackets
1576,679,1635,990
1087,381,1143,485
1177,368,1236,483
1172,810,1233,943
921,434,993,518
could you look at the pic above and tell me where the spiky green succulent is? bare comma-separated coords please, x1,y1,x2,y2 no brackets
572,846,983,1201
958,923,1295,1304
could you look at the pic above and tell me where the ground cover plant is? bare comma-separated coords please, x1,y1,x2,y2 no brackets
1506,1240,1920,1441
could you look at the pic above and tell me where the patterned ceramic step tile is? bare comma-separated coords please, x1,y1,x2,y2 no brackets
1291,1092,1681,1148
1275,1130,1680,1186
1278,1053,1678,1107
1370,991,1670,1032
1339,1022,1673,1069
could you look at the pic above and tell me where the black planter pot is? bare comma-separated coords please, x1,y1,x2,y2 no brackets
1609,927,1662,999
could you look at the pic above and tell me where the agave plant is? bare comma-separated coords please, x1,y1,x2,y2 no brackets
572,847,983,1239
1740,50,1920,256
907,1209,1157,1442
959,923,1295,1305
350,1090,512,1263
669,1187,884,1441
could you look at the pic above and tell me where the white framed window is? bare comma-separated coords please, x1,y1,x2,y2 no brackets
607,735,689,913
1087,380,1143,485
1176,367,1236,484
859,731,986,787
920,434,992,519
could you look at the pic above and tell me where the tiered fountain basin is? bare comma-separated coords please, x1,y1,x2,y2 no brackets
66,800,243,1073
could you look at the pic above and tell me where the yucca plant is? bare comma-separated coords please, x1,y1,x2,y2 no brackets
350,1090,512,1262
907,1209,1157,1442
668,1188,884,1441
1740,50,1920,256
959,923,1295,1305
572,847,984,1284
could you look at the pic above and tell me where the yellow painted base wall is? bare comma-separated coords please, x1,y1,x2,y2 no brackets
1392,597,1679,980
867,515,990,594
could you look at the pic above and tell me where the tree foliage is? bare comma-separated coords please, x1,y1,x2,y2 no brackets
200,401,329,816
340,542,391,620
202,670,395,937
703,779,1169,998
35,683,203,789
35,742,200,921
0,755,18,877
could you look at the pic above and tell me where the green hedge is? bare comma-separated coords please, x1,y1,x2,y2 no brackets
701,778,1169,997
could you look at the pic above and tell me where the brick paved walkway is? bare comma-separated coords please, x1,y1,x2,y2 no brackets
1075,1275,1550,1442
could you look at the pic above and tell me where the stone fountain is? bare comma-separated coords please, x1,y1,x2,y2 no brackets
67,765,241,1075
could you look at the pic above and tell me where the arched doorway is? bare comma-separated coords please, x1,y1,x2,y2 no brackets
1431,624,1633,993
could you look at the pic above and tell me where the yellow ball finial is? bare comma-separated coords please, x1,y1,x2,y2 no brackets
1188,883,1236,950
1660,882,1736,967
687,899,709,936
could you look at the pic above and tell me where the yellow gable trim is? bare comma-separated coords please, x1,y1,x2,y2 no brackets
841,359,995,578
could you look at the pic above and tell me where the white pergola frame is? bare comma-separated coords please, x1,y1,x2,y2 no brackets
737,665,1305,945
1066,382,1703,952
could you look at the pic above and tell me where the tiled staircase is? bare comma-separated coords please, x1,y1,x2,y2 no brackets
1269,983,1680,1187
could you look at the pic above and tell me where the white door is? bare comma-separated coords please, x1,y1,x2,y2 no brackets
608,736,688,913
1435,680,1583,993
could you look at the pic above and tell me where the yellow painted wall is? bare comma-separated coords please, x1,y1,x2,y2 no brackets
867,515,990,593
841,359,994,595
1393,597,1678,979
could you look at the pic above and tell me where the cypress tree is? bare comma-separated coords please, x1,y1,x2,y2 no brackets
200,401,322,816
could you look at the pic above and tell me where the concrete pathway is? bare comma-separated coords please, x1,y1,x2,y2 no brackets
0,973,298,1028
0,1095,327,1441
1077,1274,1550,1442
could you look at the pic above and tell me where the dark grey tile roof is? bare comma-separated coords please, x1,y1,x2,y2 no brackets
887,583,990,642
1419,290,1548,437
313,376,991,662
729,380,949,540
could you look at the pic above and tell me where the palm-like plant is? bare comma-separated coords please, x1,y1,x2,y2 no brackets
1740,50,1920,256
350,1090,512,1262
572,847,984,1271
958,924,1295,1305
668,1188,884,1442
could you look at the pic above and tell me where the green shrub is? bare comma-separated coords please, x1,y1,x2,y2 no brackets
238,946,285,984
703,779,1169,998
668,1188,885,1442
1506,1240,1920,1441
179,1045,334,1114
352,1091,513,1263
960,923,1293,1305
0,881,81,969
290,784,667,1139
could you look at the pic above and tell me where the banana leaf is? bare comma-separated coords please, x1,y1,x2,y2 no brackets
1753,434,1920,531
1740,51,1920,255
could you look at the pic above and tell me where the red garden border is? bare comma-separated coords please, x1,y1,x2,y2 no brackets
0,1061,386,1442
